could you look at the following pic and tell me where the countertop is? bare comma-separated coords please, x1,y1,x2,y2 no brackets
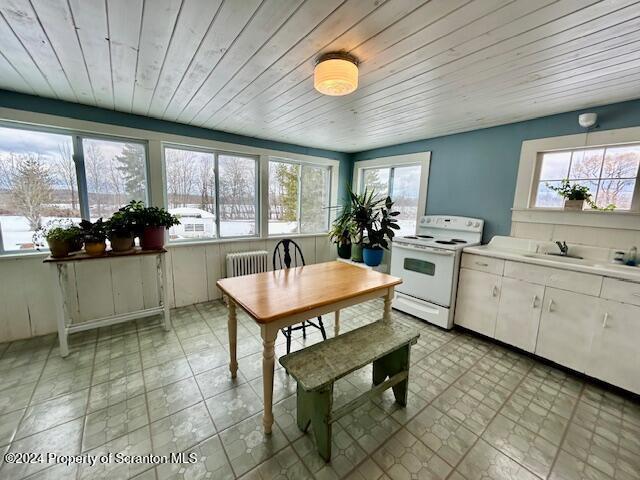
463,244,640,283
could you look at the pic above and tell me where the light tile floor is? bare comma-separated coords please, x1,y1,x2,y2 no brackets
0,299,639,479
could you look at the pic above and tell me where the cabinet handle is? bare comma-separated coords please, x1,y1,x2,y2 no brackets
602,312,609,328
492,285,499,297
531,295,539,308
548,299,555,312
476,261,489,267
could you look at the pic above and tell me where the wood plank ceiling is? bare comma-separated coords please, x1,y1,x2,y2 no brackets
0,0,639,152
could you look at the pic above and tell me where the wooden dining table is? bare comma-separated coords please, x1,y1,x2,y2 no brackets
216,260,402,434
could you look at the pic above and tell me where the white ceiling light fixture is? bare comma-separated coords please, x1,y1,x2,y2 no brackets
578,112,598,128
314,52,359,96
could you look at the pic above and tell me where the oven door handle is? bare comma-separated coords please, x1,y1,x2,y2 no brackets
393,244,455,256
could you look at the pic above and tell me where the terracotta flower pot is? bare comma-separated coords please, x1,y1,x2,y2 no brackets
110,234,135,253
85,241,106,256
47,238,72,258
141,226,166,250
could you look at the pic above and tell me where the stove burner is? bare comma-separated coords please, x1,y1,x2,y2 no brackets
417,235,433,239
451,239,467,243
435,240,456,245
404,235,418,239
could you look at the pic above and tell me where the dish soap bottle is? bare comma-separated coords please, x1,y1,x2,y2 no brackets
626,246,638,266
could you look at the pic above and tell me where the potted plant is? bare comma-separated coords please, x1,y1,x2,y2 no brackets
35,222,83,258
349,187,400,266
80,218,108,256
106,210,136,253
135,205,180,250
328,205,356,259
547,179,616,211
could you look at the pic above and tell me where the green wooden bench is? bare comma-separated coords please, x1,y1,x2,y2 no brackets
279,320,420,461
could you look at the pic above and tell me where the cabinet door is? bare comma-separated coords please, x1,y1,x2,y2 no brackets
588,300,640,395
495,278,544,353
454,268,501,337
535,288,601,373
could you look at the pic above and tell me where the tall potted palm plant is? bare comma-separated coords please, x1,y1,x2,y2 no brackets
349,187,400,266
328,204,356,259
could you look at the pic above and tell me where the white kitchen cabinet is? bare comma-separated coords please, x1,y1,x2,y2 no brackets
495,277,544,353
455,268,502,337
588,300,640,395
535,288,602,373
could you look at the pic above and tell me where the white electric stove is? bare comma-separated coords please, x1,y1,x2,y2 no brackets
390,215,484,329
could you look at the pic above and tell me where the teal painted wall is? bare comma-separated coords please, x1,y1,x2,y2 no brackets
353,99,640,242
0,90,352,204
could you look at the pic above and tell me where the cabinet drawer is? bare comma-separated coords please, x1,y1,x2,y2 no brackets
504,260,601,296
461,254,504,275
546,269,602,297
504,261,548,285
601,278,640,307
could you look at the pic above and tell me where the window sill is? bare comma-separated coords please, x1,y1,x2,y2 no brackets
511,208,640,230
168,232,328,249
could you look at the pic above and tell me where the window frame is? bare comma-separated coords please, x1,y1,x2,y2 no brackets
0,120,150,254
530,145,640,212
352,153,430,236
267,156,333,236
163,143,260,243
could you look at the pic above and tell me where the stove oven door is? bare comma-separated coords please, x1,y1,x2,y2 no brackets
390,242,455,307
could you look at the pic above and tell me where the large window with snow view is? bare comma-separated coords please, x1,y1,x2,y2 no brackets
268,158,331,235
163,145,258,241
0,123,148,253
533,145,640,211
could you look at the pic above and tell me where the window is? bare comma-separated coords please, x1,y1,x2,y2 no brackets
268,158,331,235
83,138,147,219
164,146,258,241
0,123,149,252
360,164,423,236
534,145,640,210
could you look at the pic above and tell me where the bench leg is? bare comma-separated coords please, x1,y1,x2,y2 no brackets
296,384,333,462
372,344,410,406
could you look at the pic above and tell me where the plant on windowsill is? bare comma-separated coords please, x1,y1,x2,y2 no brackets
328,204,357,260
80,218,108,256
125,201,180,250
106,209,136,253
349,187,400,267
34,220,84,258
547,179,616,211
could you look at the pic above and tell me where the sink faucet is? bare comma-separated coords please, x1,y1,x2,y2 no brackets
555,241,569,256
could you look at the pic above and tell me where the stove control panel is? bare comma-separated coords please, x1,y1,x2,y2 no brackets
419,216,484,232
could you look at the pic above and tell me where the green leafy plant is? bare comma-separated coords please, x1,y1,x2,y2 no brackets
328,204,357,246
348,186,400,250
117,200,180,230
33,219,82,249
547,179,616,211
80,218,107,242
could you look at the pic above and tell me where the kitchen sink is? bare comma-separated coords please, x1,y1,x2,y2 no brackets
521,253,597,266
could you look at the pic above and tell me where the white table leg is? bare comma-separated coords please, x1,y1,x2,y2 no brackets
55,264,70,357
228,300,238,379
334,309,340,337
261,324,278,434
158,253,171,331
383,287,394,322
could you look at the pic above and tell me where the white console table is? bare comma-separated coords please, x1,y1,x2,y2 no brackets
45,248,170,357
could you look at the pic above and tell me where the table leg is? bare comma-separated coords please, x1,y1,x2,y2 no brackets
158,253,171,331
383,287,394,322
261,324,278,434
228,300,238,378
55,264,70,357
334,310,340,337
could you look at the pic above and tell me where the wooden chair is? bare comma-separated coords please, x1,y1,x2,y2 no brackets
272,239,327,354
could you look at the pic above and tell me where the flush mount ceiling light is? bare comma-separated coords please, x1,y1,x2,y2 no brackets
314,52,359,96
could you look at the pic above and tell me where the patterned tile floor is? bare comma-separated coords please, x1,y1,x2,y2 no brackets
0,299,639,479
